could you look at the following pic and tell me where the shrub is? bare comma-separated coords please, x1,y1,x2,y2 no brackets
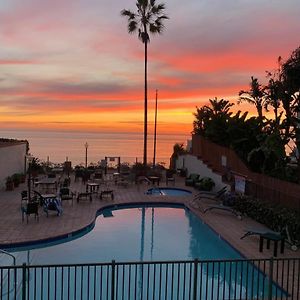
196,177,215,191
234,196,300,245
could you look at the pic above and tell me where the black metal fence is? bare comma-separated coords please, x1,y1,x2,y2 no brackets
0,258,299,300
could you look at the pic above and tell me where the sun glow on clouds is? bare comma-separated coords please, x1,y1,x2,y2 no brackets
0,0,299,135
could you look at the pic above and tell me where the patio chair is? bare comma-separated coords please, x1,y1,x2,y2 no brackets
185,173,200,186
21,190,28,207
115,176,130,188
21,199,39,223
33,190,45,206
59,187,75,205
43,198,63,217
61,177,71,187
47,173,56,178
94,171,103,180
166,170,175,186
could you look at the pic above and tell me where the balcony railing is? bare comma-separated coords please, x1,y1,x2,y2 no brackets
0,257,299,300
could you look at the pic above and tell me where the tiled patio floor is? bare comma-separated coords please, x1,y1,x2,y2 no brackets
0,173,299,262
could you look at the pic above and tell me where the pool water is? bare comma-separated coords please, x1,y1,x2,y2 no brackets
3,205,239,265
146,187,191,196
1,205,285,299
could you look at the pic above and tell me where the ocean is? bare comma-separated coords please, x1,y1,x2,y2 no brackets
0,130,190,167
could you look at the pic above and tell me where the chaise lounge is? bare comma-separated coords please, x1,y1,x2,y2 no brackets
241,227,285,257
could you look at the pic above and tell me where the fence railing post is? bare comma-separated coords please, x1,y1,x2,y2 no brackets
268,257,274,300
111,260,116,300
193,259,199,300
22,263,27,300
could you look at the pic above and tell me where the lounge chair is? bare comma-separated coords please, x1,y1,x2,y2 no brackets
194,186,227,199
204,204,242,218
240,227,281,240
185,173,200,186
191,187,227,208
240,227,285,257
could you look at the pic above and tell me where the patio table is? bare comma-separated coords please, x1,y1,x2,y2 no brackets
36,178,57,193
148,176,160,186
86,182,100,194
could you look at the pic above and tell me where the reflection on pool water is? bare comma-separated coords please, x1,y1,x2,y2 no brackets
1,204,286,299
146,187,192,196
3,205,240,264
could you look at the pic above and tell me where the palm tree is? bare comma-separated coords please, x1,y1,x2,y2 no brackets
204,97,234,117
238,77,267,123
121,0,168,166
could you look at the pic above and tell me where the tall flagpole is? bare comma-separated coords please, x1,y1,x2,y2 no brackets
153,90,158,168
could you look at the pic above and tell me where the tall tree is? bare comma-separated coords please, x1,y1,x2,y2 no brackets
121,0,168,166
238,76,267,123
193,98,233,145
280,46,300,179
265,58,283,132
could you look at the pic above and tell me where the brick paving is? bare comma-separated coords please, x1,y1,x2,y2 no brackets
0,173,299,262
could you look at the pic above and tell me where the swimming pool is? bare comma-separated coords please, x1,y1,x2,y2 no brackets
3,204,238,264
146,187,192,196
1,204,286,299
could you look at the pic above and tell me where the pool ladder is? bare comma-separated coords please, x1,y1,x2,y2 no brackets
0,249,18,296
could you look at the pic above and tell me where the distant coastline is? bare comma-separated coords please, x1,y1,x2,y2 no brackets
0,130,190,167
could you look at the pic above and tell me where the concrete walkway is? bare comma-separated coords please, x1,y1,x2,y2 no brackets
0,173,299,262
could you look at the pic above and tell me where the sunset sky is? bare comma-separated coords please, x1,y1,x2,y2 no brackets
1,0,300,135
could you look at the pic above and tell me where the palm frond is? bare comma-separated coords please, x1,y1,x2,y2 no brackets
120,9,135,20
156,3,166,11
238,96,256,105
121,0,168,44
128,20,138,33
149,23,161,34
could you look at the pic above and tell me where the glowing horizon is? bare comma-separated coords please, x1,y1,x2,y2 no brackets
1,0,299,135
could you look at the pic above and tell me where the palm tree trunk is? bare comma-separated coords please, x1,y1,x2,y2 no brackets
257,104,263,124
143,39,148,166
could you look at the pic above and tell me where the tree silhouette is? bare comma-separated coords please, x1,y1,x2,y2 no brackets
238,76,267,123
121,0,168,166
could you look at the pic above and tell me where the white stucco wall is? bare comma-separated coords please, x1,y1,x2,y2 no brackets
0,143,27,190
176,154,229,192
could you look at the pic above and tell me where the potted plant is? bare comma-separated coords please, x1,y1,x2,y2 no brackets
6,176,14,191
19,173,26,183
195,177,215,191
12,173,21,187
